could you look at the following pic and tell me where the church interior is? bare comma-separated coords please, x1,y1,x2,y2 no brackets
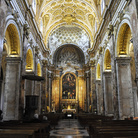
0,0,138,137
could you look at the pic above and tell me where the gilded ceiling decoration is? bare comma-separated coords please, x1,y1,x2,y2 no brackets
37,0,100,48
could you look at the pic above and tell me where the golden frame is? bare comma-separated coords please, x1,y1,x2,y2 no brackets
60,72,78,103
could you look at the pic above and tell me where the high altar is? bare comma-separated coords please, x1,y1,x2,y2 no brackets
52,71,86,113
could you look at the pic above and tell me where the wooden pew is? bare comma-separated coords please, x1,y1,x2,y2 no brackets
0,121,50,138
88,120,138,138
0,129,34,138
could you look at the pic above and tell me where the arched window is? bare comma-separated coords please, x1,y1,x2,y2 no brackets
95,21,97,33
37,63,42,76
32,0,36,14
117,23,131,56
40,19,43,33
101,0,105,14
26,49,34,71
5,24,20,56
104,49,111,70
96,63,101,80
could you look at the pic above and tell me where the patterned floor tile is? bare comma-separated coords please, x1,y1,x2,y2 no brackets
50,119,89,137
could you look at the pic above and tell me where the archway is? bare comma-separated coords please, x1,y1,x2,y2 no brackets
52,44,86,113
2,24,21,120
96,63,103,115
53,44,85,68
116,23,136,119
5,24,20,56
103,49,113,115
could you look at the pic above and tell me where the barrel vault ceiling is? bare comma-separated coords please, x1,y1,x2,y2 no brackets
36,0,101,48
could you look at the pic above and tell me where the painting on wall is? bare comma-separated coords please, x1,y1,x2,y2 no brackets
62,73,76,99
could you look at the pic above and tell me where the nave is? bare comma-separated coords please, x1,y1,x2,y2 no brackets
50,119,89,138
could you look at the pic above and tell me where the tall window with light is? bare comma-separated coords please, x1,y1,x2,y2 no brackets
101,0,105,15
40,19,43,33
32,0,36,14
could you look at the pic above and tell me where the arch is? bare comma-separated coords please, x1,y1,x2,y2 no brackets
26,49,34,71
117,23,131,57
104,49,111,71
5,24,20,56
53,44,85,67
96,63,101,80
45,22,93,48
37,63,42,76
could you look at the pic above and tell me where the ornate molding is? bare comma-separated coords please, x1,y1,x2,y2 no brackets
99,47,103,55
115,57,131,64
118,10,125,23
89,60,95,67
23,23,30,39
107,24,114,39
103,39,109,51
103,71,112,76
42,59,48,67
35,46,39,56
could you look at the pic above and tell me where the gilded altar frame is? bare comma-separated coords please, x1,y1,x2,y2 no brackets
60,72,78,103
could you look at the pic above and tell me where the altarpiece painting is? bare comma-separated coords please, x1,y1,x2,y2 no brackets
62,73,76,99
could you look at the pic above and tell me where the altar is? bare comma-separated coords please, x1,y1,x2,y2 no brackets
62,109,76,113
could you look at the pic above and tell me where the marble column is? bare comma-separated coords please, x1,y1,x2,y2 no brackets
86,72,90,112
41,61,48,113
90,65,96,113
52,76,60,112
3,57,21,120
116,57,134,119
34,81,41,114
48,72,52,112
96,80,103,115
103,71,114,116
89,67,93,113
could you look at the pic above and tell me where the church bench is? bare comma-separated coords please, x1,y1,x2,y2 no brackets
43,114,60,128
0,122,50,138
21,123,50,136
78,114,113,128
0,129,34,138
101,120,138,126
88,120,138,137
92,130,138,138
89,125,138,138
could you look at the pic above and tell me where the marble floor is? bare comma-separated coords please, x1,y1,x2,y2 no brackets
50,119,90,138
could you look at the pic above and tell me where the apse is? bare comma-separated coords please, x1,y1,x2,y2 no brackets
48,26,90,64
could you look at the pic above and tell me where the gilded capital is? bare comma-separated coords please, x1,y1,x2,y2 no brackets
42,59,48,67
35,46,39,56
90,60,95,67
